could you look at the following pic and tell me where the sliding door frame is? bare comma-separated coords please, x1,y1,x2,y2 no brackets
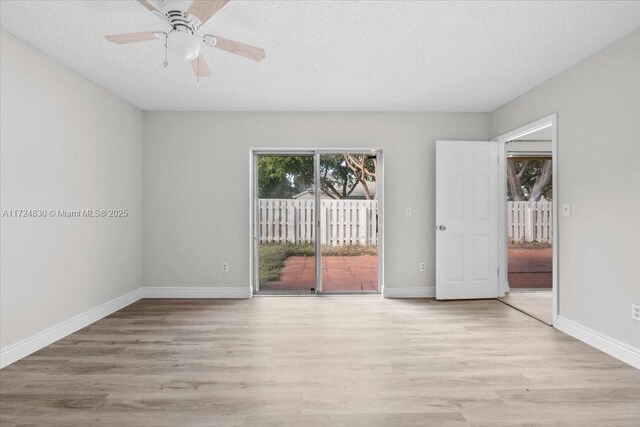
249,148,384,296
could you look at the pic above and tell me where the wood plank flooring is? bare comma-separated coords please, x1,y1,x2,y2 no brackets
1,297,639,426
499,291,553,325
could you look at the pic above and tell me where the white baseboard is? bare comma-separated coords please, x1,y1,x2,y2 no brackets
0,288,143,369
142,286,252,299
382,285,435,298
555,315,640,369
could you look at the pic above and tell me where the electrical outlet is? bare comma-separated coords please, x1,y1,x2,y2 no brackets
419,262,427,272
405,207,412,217
632,304,640,322
221,262,229,273
561,203,571,217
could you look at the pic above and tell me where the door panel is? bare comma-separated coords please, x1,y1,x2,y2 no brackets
318,153,379,293
436,141,499,300
255,154,316,294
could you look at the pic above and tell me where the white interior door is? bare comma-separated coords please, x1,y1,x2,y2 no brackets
435,141,499,300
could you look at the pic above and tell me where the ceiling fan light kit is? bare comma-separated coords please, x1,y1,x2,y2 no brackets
168,31,202,60
104,0,265,80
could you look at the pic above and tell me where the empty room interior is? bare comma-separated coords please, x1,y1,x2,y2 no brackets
1,1,639,425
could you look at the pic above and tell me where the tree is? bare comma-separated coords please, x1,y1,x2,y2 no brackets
529,160,552,201
507,159,527,201
342,153,377,200
318,154,377,199
257,156,313,198
319,154,359,199
507,158,552,201
257,154,378,200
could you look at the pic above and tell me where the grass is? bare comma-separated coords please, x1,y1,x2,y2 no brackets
258,243,377,285
508,240,552,249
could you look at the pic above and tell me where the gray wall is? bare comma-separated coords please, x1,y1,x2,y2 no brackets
491,29,640,348
0,32,143,348
143,112,490,291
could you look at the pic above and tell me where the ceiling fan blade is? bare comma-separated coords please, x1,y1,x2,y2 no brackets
192,54,212,78
188,0,229,24
211,35,265,61
136,0,156,11
105,32,160,44
136,0,169,22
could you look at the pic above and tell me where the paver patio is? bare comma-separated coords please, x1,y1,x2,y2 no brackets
508,247,552,288
261,255,378,292
262,248,550,292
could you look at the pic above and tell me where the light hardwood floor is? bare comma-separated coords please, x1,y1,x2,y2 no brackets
499,291,553,325
1,297,639,426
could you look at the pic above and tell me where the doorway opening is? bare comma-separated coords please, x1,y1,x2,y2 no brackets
495,115,557,325
251,149,383,295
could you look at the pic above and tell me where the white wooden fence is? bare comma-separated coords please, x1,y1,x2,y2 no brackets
259,199,378,246
507,201,552,243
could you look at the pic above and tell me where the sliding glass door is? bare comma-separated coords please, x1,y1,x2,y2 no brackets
254,153,316,294
318,153,379,293
253,150,382,295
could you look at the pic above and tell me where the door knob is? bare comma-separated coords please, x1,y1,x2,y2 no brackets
436,225,446,231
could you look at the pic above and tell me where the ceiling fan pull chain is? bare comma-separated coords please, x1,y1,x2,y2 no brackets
164,34,169,68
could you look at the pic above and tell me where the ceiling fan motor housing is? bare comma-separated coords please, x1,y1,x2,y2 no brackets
149,1,200,33
157,0,203,60
165,9,200,34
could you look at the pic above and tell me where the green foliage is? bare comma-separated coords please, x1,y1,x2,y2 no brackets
257,154,376,200
257,156,314,198
319,154,376,199
319,154,357,199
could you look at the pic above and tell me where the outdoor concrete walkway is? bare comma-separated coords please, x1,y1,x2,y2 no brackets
262,255,378,292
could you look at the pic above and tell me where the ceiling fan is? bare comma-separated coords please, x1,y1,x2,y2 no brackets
105,0,265,79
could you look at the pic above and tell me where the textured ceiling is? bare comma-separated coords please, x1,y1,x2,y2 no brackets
2,1,640,112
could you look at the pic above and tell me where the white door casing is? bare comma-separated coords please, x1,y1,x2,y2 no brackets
435,141,499,300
